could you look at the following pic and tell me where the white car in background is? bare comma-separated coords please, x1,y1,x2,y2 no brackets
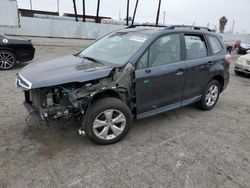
235,51,250,76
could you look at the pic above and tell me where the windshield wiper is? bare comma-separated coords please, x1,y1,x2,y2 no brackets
81,56,105,65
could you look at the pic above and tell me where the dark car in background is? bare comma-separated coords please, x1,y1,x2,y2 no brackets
0,34,35,70
16,25,230,144
238,42,250,55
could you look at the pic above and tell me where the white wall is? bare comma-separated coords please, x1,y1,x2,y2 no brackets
0,0,19,27
0,16,125,39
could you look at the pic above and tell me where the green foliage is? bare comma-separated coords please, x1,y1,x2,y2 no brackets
219,16,228,33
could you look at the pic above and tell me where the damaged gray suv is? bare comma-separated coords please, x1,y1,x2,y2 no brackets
16,25,230,144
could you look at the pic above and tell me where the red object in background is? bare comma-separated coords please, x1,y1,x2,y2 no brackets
235,40,241,49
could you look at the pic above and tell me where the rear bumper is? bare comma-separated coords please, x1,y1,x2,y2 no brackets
17,48,35,62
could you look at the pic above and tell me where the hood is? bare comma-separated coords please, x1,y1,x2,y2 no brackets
18,55,114,89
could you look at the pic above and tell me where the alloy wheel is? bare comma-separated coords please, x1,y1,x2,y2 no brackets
93,109,126,140
0,51,15,70
205,85,219,107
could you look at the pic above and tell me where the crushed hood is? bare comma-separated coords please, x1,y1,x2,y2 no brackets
18,55,114,89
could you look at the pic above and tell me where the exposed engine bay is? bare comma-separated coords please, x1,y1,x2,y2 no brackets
21,63,135,121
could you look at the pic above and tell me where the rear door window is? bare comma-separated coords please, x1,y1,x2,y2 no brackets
185,35,208,60
208,35,223,54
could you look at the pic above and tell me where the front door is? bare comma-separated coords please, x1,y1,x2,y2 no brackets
135,33,186,118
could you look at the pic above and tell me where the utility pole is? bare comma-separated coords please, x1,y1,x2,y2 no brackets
126,0,130,26
163,11,166,26
82,0,86,22
73,0,78,22
232,19,235,33
96,0,100,23
57,0,59,14
132,0,139,26
156,0,161,26
30,0,33,10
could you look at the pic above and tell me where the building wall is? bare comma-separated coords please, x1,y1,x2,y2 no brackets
0,16,125,39
0,0,19,27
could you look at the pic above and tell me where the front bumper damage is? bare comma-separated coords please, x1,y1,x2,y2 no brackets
17,63,135,123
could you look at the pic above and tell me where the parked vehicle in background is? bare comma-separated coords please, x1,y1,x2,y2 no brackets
238,42,250,55
221,34,250,55
235,51,250,76
16,25,230,144
0,34,35,70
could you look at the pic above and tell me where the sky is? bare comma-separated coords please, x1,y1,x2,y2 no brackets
17,0,249,34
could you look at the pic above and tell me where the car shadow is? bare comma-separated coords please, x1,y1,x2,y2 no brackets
21,116,93,158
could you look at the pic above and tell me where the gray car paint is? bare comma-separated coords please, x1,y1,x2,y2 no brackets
18,55,115,89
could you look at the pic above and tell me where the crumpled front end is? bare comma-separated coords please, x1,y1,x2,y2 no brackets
17,63,135,122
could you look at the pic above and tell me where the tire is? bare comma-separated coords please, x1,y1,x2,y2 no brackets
197,80,220,111
84,97,132,145
0,50,16,70
234,70,240,75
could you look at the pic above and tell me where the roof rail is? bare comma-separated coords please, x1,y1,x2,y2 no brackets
167,25,214,32
125,24,215,32
126,24,166,29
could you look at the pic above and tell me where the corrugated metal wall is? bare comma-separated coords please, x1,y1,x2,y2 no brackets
0,16,125,39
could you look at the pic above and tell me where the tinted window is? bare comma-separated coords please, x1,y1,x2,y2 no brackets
208,35,223,54
185,35,208,60
148,34,181,67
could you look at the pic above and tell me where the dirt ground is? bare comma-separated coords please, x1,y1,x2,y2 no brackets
0,37,250,188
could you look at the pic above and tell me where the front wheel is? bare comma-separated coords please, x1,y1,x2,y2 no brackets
197,80,220,110
84,97,132,145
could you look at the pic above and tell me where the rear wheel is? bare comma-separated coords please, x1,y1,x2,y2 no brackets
197,80,220,110
84,97,132,145
0,50,16,70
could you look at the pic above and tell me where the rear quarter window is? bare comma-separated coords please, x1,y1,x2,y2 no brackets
184,35,208,60
208,35,223,54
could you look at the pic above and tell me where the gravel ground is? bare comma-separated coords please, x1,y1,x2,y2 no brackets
0,37,250,188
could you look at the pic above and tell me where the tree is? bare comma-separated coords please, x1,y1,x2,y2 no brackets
219,16,228,33
132,0,139,25
82,0,85,22
126,0,130,26
72,0,78,22
96,0,100,23
156,0,162,26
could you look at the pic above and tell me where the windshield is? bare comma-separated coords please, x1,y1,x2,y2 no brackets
79,31,149,65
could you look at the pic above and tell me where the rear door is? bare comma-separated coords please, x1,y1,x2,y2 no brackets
135,33,186,118
182,33,213,102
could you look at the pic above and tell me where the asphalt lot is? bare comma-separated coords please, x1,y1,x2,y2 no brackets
0,37,250,188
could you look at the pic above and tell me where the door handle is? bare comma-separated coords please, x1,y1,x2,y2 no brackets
145,69,151,74
207,61,215,66
176,69,184,76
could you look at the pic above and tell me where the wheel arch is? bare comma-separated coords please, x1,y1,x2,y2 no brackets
0,47,15,54
90,89,129,105
211,75,224,92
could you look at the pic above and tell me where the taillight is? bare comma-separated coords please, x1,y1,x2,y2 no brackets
225,54,232,64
